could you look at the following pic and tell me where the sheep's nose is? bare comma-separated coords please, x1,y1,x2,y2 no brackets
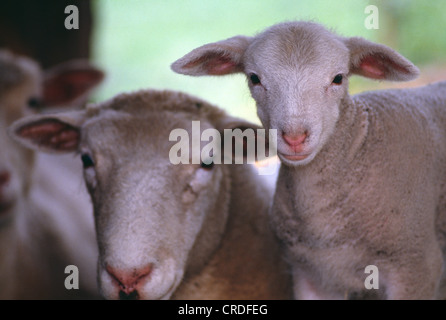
105,264,153,300
282,131,308,152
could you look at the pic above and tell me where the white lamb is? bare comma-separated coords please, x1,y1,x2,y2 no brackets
9,89,292,300
171,21,446,299
0,50,103,299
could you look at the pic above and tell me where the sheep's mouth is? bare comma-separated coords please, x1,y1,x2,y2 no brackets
120,273,179,300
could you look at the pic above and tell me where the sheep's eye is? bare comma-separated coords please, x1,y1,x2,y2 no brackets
249,73,261,85
200,160,214,170
332,74,343,85
81,154,95,168
27,97,42,109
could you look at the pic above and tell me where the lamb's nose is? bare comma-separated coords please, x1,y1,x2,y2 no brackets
282,131,308,152
105,264,153,300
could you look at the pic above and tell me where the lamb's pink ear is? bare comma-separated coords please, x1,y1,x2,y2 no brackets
8,112,85,153
171,36,251,76
344,37,419,81
43,60,104,107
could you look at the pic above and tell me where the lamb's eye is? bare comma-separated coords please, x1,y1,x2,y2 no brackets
249,73,261,85
81,153,95,168
332,74,343,85
27,97,42,109
200,160,214,170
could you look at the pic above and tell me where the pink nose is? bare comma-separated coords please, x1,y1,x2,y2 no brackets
282,131,308,152
105,264,153,300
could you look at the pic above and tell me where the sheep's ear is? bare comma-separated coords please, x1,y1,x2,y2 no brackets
344,37,419,81
8,111,85,153
43,60,104,107
171,36,251,76
217,118,274,163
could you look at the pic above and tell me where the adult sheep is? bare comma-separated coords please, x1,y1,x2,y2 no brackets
9,89,292,300
171,21,446,299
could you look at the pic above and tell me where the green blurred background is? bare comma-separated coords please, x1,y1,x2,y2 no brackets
91,0,446,124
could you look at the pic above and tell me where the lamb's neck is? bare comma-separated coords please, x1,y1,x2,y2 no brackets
269,95,371,254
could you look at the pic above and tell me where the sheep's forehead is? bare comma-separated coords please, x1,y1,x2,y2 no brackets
82,109,214,158
247,22,349,76
86,89,226,120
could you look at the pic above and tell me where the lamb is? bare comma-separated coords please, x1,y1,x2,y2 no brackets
0,50,103,299
171,21,446,299
8,89,293,300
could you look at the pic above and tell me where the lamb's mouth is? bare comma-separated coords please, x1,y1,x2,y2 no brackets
279,153,310,161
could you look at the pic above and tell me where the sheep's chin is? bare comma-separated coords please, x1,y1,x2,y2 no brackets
142,276,181,300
